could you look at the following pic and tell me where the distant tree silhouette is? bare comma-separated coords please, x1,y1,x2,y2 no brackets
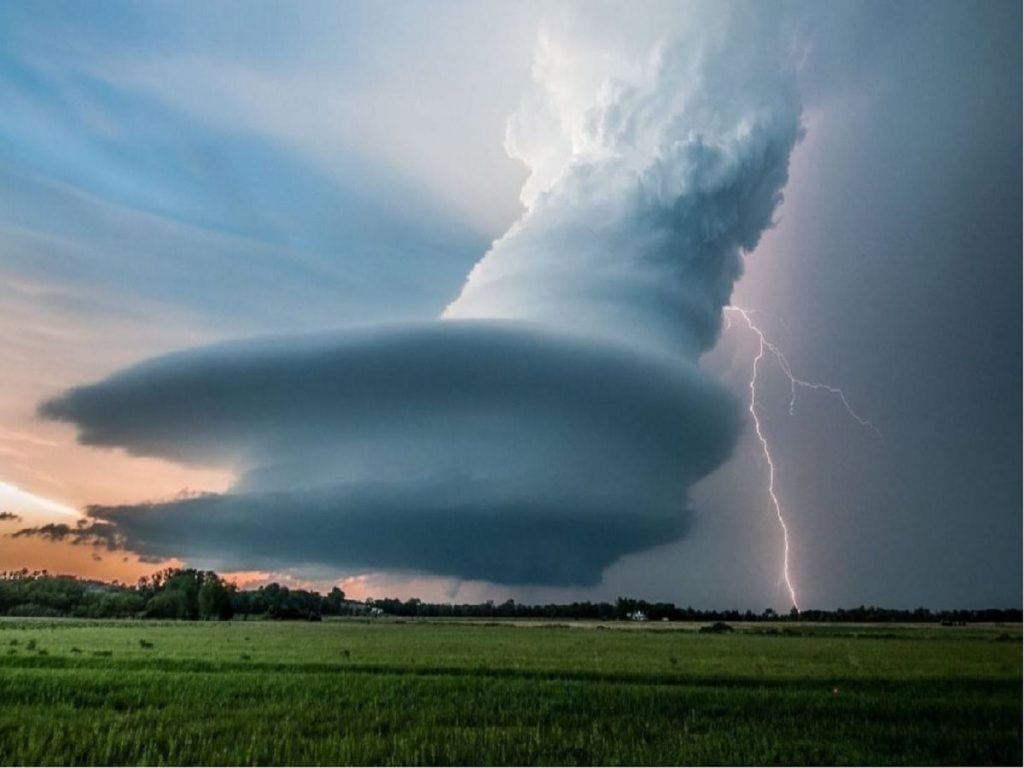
0,569,1019,624
198,574,234,620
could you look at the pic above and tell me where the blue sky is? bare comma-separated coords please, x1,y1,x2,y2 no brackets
0,1,520,331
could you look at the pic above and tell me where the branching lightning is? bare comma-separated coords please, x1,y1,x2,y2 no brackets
724,306,881,612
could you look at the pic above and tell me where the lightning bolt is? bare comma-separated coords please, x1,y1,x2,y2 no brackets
724,305,881,612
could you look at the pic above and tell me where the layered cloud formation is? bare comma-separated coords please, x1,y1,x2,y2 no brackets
39,324,738,584
34,15,803,586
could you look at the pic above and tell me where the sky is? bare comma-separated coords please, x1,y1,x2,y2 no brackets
0,0,1020,611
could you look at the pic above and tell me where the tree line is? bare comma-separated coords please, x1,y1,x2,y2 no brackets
0,569,346,621
0,569,1019,623
365,596,1021,624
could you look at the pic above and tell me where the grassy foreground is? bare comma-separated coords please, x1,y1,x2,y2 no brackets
0,618,1019,765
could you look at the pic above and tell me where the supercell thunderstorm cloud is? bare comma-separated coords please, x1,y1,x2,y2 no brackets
36,17,803,586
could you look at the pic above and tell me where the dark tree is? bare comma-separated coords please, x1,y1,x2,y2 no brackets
198,573,234,620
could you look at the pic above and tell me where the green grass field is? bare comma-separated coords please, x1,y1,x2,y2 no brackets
0,618,1019,765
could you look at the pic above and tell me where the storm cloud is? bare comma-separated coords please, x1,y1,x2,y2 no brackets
39,324,738,584
446,23,802,360
34,12,802,586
